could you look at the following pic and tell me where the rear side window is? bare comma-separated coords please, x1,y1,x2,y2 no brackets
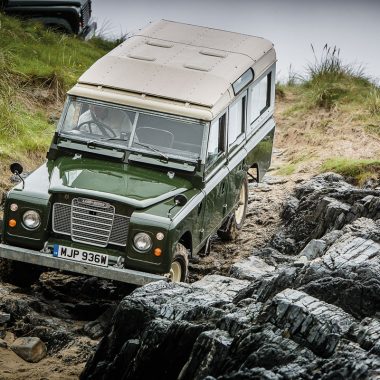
228,94,246,147
248,72,271,125
207,113,226,166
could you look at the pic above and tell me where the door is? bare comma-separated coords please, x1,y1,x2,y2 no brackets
201,113,229,241
226,91,248,212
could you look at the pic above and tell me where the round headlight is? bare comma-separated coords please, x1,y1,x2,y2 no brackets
133,232,152,252
22,210,41,229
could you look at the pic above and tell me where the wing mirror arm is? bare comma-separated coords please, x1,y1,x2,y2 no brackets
10,163,25,189
167,194,188,220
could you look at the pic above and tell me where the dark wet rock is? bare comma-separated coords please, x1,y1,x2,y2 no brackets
0,312,10,324
0,338,7,348
0,312,10,338
84,305,117,339
259,289,356,357
82,276,380,380
350,317,380,355
180,329,233,380
281,195,299,221
230,256,275,281
82,174,380,380
298,238,326,260
271,173,380,254
238,218,380,319
252,247,294,266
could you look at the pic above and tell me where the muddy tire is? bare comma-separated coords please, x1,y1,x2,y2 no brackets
0,259,42,287
217,176,248,241
168,243,189,283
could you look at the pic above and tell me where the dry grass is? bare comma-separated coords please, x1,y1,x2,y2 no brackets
273,45,380,184
274,85,380,183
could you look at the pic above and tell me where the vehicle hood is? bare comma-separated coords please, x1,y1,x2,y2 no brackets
47,156,194,209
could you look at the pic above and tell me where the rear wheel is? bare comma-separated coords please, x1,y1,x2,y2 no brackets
217,176,248,241
168,243,189,283
0,259,42,288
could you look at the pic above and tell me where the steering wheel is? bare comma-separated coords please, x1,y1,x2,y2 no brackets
75,121,118,138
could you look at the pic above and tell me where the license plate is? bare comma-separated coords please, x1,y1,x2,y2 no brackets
53,244,109,267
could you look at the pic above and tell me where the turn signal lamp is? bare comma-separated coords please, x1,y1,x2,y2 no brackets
153,248,162,257
8,219,17,228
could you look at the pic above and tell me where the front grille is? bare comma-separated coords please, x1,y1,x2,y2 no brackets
52,198,130,248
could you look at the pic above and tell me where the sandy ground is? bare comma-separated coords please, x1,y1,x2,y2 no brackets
0,333,91,380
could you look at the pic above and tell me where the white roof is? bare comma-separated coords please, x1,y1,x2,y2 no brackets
77,20,275,109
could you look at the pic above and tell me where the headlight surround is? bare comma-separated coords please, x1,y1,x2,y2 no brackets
22,210,41,229
133,232,152,252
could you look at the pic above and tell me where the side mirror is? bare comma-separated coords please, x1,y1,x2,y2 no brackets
10,162,23,175
10,163,25,189
168,194,188,219
174,194,188,207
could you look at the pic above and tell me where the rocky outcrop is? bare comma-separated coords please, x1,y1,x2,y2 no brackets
271,173,380,255
82,174,380,380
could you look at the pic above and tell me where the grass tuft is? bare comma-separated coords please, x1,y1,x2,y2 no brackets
302,44,373,110
276,163,297,176
367,86,380,116
321,158,380,185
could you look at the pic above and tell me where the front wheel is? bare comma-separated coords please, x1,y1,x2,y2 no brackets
168,243,189,282
217,176,248,241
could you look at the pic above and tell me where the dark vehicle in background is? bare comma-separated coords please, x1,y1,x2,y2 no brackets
0,0,96,37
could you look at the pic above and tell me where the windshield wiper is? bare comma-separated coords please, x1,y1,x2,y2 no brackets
100,137,130,144
132,142,169,161
96,138,169,161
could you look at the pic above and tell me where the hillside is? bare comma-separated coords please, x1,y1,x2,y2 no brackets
0,13,117,191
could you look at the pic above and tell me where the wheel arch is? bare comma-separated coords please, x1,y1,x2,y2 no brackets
248,163,260,182
178,231,192,257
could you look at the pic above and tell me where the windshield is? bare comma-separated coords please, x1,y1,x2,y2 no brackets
59,98,207,161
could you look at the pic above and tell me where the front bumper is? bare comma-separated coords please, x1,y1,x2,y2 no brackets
0,243,166,286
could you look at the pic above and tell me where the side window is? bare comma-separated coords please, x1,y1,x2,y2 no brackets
207,113,226,166
248,72,271,128
228,94,246,147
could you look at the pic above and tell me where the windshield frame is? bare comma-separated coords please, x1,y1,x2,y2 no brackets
57,96,209,164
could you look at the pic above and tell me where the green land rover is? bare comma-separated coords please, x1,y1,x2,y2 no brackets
0,20,276,285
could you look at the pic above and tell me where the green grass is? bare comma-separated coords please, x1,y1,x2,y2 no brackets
276,163,297,176
302,45,373,110
0,14,116,89
367,86,380,116
321,158,380,184
365,124,380,137
0,13,115,162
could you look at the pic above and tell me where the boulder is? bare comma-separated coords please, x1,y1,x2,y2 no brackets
298,239,326,260
230,256,275,280
11,336,47,363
